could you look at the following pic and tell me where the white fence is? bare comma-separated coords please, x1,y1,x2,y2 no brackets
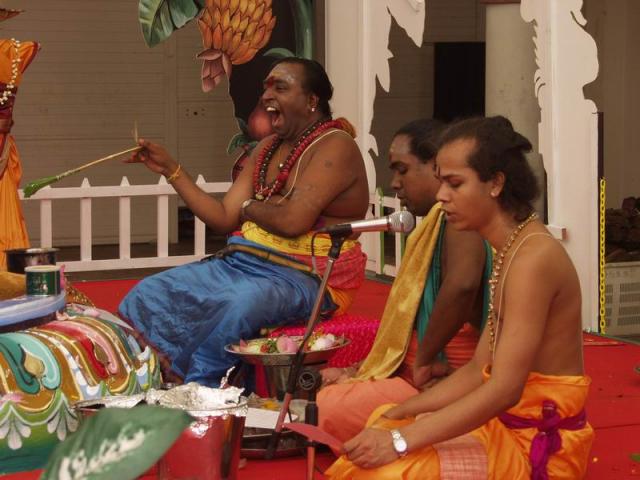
19,178,406,277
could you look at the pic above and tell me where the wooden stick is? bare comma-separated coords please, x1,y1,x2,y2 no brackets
57,145,142,180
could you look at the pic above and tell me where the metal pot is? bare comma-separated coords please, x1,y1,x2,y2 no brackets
5,248,59,274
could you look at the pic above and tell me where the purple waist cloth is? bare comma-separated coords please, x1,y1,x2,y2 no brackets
498,400,587,480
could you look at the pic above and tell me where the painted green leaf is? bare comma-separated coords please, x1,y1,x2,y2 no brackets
288,0,314,58
263,47,296,60
631,453,640,463
227,133,250,155
138,0,202,48
41,405,193,480
236,117,250,137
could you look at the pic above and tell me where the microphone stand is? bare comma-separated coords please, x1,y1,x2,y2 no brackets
265,233,347,467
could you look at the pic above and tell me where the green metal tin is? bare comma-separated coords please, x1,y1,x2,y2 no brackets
25,265,61,296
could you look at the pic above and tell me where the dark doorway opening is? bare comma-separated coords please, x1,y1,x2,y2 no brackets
434,42,485,122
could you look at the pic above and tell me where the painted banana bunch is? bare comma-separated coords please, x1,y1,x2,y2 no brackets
197,0,277,91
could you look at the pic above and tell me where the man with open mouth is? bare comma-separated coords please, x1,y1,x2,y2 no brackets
119,57,370,388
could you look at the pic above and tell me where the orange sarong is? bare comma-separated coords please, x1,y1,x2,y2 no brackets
326,368,594,479
318,325,479,445
0,40,39,270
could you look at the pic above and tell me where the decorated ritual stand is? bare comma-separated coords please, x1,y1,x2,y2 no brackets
0,268,162,475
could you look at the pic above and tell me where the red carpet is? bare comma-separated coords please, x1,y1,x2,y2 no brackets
3,278,638,479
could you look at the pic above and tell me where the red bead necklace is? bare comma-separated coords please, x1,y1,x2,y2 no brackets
253,118,342,201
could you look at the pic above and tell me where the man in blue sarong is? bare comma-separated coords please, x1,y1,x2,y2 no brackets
119,58,369,387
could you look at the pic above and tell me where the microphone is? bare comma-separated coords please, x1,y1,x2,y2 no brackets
319,210,415,236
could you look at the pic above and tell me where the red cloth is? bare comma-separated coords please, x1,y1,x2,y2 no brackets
287,244,367,290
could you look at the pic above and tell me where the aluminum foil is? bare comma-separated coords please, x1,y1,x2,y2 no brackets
75,393,146,410
146,382,247,418
75,383,247,418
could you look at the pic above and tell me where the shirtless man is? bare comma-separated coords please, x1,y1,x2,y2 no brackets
328,116,593,479
119,58,369,387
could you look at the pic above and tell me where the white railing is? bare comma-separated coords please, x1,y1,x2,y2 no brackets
363,189,405,277
19,176,231,272
20,179,406,276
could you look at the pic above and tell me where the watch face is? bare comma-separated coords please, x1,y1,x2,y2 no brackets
393,436,408,454
396,438,407,453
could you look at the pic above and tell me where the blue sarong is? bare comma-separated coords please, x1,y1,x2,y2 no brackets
119,236,336,387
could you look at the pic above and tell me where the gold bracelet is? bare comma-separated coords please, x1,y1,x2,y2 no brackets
166,164,181,183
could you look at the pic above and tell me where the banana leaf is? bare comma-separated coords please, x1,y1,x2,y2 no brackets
138,0,204,48
41,405,193,480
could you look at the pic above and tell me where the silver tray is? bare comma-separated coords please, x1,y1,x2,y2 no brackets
225,336,350,366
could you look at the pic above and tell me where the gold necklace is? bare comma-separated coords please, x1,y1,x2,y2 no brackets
487,212,538,354
0,38,21,106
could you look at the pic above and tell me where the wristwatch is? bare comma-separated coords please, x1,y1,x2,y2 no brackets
390,429,408,457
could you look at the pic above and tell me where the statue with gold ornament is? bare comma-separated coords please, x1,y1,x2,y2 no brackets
0,9,37,272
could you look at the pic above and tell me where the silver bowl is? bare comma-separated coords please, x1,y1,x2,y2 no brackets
224,336,350,367
5,247,59,274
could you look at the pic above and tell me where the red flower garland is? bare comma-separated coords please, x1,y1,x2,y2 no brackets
253,119,343,201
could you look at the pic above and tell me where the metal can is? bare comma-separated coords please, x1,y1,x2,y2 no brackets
25,265,61,296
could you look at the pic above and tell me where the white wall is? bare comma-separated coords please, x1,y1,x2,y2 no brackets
3,0,237,245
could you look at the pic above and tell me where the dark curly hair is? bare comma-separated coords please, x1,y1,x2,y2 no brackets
439,115,539,221
270,57,333,117
394,118,444,164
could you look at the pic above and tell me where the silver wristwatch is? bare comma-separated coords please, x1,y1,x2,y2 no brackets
390,429,408,457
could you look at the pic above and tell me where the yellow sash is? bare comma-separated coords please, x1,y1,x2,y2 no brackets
241,221,358,256
355,204,444,380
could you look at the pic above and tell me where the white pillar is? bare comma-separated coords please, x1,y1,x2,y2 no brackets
485,3,544,216
521,0,600,330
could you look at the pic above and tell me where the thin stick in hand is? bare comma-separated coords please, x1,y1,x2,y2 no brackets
59,145,143,179
23,145,143,198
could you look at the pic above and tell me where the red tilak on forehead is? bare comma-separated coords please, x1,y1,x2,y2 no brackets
263,76,275,88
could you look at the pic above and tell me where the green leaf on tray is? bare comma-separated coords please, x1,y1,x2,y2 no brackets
139,0,202,47
631,453,640,463
41,405,193,480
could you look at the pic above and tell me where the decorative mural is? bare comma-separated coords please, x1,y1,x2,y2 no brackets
137,0,314,178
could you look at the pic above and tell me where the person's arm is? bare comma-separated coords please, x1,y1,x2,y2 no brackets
413,225,486,386
345,248,556,468
320,361,363,386
127,138,258,235
242,133,364,237
386,329,490,419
